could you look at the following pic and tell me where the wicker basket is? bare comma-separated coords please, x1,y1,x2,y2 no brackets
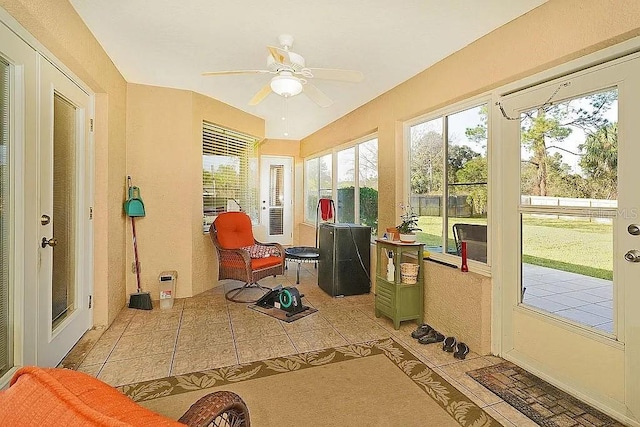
400,263,419,284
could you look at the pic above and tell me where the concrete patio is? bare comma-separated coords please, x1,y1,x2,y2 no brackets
522,264,614,334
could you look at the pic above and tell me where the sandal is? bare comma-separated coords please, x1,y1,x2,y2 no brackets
442,336,457,352
418,330,445,345
411,324,434,339
454,342,469,360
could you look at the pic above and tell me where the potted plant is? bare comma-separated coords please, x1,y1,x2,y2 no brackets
396,204,421,243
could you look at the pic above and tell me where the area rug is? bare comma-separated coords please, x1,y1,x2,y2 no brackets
467,361,625,427
120,338,499,426
248,303,318,322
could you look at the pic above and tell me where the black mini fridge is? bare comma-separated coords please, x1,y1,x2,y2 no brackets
318,223,371,297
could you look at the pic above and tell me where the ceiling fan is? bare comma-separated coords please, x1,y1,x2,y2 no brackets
202,34,364,108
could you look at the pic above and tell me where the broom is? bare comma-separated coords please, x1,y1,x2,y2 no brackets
128,215,152,310
126,176,152,310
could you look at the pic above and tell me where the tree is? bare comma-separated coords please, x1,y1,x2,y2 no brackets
456,156,487,216
410,130,444,195
520,90,615,196
579,122,617,199
448,145,480,183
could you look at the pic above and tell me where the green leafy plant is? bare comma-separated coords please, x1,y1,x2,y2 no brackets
396,204,422,234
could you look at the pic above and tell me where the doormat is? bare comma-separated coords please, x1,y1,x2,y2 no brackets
248,304,318,323
467,361,625,427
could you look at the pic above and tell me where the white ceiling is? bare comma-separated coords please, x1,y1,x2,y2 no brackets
69,0,547,140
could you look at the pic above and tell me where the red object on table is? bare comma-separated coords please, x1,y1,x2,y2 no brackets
461,241,469,272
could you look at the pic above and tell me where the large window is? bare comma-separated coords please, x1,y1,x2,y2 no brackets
304,137,378,233
408,103,488,263
202,121,258,232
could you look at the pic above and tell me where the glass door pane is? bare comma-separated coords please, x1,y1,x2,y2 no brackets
51,93,77,330
268,164,284,235
519,88,618,334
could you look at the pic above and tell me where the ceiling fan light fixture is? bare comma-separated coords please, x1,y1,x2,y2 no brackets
270,75,303,97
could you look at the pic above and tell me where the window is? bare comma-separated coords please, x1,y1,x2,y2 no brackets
202,121,258,232
304,137,378,233
408,103,488,263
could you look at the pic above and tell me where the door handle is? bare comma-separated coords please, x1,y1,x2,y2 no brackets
40,214,51,225
41,237,57,248
624,249,640,263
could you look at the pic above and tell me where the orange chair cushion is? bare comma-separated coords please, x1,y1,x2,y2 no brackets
251,256,283,270
214,212,255,249
0,366,183,426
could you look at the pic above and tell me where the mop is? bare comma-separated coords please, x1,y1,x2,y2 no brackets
125,176,152,310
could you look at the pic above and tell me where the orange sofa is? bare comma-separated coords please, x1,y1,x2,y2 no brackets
0,366,183,426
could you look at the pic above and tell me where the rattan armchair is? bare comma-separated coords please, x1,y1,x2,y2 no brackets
210,212,285,303
179,390,250,427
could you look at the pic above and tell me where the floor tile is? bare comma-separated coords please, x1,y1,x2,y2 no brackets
109,329,177,361
98,352,173,387
287,327,348,352
553,308,610,327
171,343,238,375
76,363,102,378
176,323,234,350
235,334,296,363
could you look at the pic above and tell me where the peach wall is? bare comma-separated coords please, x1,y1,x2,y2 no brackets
424,263,492,355
300,0,640,236
0,0,129,326
126,84,264,299
126,84,194,299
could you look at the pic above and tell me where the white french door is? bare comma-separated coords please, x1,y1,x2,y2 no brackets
259,156,293,245
499,53,640,423
37,57,92,367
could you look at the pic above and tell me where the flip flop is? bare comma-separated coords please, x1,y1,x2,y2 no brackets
442,336,457,352
454,342,470,359
411,324,434,339
418,330,445,345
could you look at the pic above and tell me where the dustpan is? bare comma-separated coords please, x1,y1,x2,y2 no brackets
124,181,146,217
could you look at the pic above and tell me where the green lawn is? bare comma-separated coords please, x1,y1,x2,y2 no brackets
414,215,613,280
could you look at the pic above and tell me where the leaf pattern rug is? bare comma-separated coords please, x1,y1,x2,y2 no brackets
119,338,499,427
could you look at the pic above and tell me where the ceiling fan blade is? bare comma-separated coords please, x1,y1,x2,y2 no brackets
248,83,272,105
303,83,333,108
267,46,291,65
202,70,272,76
306,68,364,83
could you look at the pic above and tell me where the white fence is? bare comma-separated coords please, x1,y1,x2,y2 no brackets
521,195,617,223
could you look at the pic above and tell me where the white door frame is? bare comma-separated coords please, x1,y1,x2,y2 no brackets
259,155,293,245
37,56,93,367
494,50,640,425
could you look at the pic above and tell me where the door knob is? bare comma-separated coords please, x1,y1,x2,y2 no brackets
628,224,640,236
41,237,57,248
624,249,640,263
40,214,51,225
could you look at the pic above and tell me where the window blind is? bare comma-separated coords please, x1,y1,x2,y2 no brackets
0,58,11,376
202,121,258,231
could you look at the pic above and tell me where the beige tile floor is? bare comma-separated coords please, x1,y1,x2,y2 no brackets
61,263,538,427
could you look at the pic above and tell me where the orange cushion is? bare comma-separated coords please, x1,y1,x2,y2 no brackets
0,367,183,426
251,256,283,270
214,212,254,249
